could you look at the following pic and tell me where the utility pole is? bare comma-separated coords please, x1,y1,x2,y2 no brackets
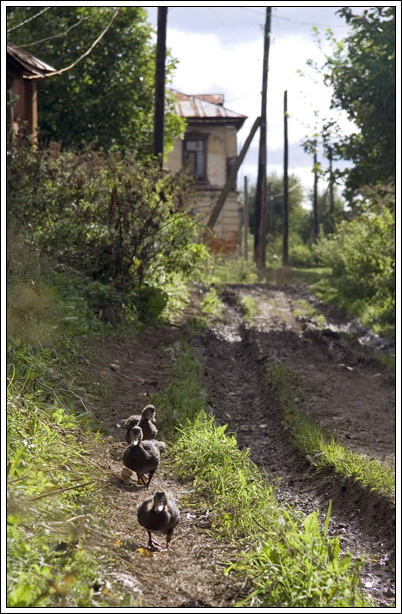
254,7,271,271
153,7,168,166
267,182,272,235
282,90,289,266
244,176,249,260
328,147,335,233
313,151,319,242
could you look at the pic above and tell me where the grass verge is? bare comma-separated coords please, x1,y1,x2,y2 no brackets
6,288,141,607
154,340,374,607
265,361,395,499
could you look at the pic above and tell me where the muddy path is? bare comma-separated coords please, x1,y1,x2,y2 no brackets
88,283,396,607
192,284,396,605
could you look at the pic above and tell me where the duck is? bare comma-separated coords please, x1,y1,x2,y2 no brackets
122,426,165,487
124,404,157,443
137,490,180,551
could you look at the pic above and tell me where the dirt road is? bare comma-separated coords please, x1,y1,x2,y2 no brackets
89,283,395,607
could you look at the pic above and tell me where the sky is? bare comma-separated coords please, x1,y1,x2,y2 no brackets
143,2,391,203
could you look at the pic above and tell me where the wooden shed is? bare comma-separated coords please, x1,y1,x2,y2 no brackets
7,43,55,141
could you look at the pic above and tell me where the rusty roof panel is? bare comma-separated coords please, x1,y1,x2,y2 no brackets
171,90,247,124
7,43,55,77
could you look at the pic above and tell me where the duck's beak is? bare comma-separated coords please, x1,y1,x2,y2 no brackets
154,502,165,512
132,436,140,445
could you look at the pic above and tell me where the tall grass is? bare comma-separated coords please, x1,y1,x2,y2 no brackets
6,285,140,607
156,341,374,607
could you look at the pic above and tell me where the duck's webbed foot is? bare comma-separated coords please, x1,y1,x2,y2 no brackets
147,532,164,551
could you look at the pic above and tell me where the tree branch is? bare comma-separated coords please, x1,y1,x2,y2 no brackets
25,8,120,79
7,7,51,33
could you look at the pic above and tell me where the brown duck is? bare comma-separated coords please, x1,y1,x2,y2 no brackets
124,404,157,443
137,490,180,551
122,426,165,487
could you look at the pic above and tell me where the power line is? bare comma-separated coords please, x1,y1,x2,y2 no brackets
241,7,351,28
17,16,91,49
210,7,242,47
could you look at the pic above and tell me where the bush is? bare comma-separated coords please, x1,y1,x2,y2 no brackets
7,137,209,322
314,201,395,337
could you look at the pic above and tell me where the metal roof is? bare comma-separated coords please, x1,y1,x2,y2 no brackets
7,43,55,77
171,90,247,127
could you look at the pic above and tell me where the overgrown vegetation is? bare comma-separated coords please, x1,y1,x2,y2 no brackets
7,136,208,325
313,199,395,338
154,341,374,607
266,361,395,498
6,294,139,607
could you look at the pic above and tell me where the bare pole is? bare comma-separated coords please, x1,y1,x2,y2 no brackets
328,147,335,233
267,181,272,235
153,7,168,166
282,90,289,266
313,151,319,242
244,176,249,260
254,7,271,271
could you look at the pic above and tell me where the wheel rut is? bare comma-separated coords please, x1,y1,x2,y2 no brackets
191,288,395,606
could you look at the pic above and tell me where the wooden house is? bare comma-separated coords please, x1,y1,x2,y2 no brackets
7,43,55,141
166,90,247,252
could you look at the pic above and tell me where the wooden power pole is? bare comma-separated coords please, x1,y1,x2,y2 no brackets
328,147,335,233
282,90,289,266
254,6,271,271
313,151,319,242
153,7,168,166
244,176,249,260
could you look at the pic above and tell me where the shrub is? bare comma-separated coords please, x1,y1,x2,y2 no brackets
314,201,395,337
7,138,209,322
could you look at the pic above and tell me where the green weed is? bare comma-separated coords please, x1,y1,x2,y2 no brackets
292,298,326,327
239,295,258,324
201,287,224,319
205,256,258,284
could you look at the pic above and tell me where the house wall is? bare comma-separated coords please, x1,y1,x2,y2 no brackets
167,123,238,188
167,122,241,252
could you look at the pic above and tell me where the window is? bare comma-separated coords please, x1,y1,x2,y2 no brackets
183,134,208,181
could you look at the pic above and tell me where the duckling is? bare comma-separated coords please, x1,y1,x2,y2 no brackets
124,404,157,443
122,426,165,487
137,490,180,551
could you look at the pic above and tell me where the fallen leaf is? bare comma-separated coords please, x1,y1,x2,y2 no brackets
136,547,153,556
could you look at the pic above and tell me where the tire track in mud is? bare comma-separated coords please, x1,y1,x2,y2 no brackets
191,289,395,607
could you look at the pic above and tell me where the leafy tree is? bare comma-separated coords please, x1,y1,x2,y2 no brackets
7,6,184,155
317,7,395,196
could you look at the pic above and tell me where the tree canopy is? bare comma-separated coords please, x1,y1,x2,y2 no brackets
7,6,184,154
319,7,395,196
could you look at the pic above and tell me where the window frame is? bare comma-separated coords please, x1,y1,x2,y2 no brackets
182,132,209,183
